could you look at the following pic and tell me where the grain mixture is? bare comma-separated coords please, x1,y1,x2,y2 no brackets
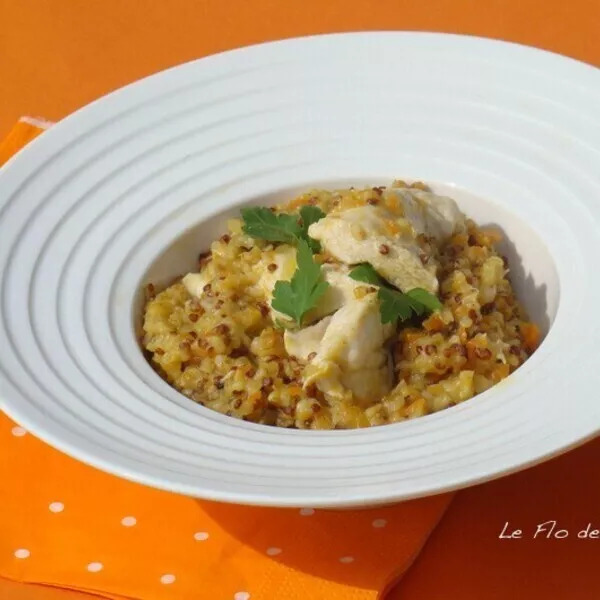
142,181,540,429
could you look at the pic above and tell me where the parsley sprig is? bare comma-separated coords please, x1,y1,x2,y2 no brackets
240,205,441,328
241,205,325,252
241,205,328,327
271,239,330,326
349,263,442,325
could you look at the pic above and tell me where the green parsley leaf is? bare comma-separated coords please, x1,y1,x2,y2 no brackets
271,239,330,326
405,287,443,313
349,263,386,286
299,205,326,252
350,264,442,324
241,205,325,251
378,287,414,324
240,207,301,244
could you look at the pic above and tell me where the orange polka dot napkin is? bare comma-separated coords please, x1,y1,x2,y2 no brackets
0,120,453,600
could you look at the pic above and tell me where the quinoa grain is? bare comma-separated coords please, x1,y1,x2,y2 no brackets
143,185,536,429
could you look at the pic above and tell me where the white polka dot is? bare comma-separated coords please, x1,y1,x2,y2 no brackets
121,516,137,527
11,426,26,437
339,556,354,564
299,508,315,516
234,593,250,600
372,518,387,528
86,562,103,572
160,574,175,584
14,548,30,559
194,531,209,541
266,547,282,556
49,502,64,513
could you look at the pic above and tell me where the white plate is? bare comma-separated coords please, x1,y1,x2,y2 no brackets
1,33,599,507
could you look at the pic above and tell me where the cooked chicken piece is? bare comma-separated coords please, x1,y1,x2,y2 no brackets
309,264,363,320
251,244,298,298
283,315,331,360
253,254,364,324
390,187,465,241
308,192,464,293
288,293,395,403
308,205,436,293
182,271,211,299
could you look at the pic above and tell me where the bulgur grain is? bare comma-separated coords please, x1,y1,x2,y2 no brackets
142,184,537,429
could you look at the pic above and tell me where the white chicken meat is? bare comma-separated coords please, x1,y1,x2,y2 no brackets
285,293,395,403
392,187,465,242
252,252,365,324
308,191,464,294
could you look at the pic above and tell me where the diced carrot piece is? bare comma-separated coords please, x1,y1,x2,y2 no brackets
521,322,541,352
287,385,303,397
491,363,510,382
288,196,310,209
248,391,263,403
401,329,423,344
465,340,478,362
423,314,445,332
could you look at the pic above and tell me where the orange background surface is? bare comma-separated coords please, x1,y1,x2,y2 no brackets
1,0,600,138
1,1,600,598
